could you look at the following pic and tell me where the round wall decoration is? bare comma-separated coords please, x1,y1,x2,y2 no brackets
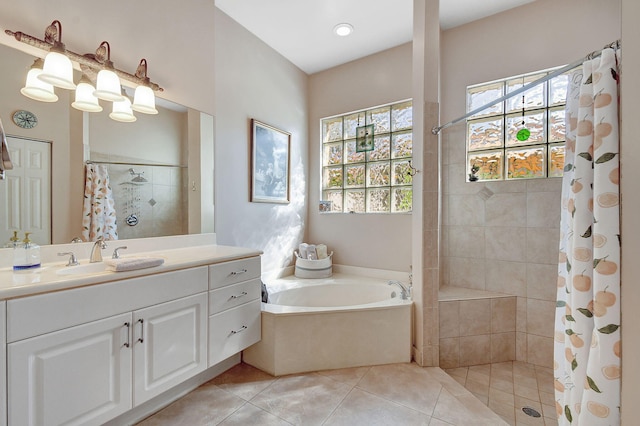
12,110,38,129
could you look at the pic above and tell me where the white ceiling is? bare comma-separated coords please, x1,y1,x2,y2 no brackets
215,0,536,74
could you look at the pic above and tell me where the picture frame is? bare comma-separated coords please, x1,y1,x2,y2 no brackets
355,124,374,152
251,119,291,203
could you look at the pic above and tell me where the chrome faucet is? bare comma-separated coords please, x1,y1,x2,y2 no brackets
388,280,412,300
90,238,107,263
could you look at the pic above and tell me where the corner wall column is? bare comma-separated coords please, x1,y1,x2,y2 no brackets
412,0,440,366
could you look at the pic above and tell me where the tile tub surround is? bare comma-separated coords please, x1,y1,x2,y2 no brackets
439,286,517,368
137,362,508,425
243,272,412,376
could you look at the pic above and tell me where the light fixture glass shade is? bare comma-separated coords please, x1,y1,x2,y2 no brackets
38,51,76,90
72,80,102,112
131,85,158,114
21,68,58,102
94,69,125,102
109,96,137,122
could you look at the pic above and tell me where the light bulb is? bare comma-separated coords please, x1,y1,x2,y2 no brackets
109,96,136,122
21,67,58,102
38,51,76,90
131,85,158,114
94,69,125,102
72,79,102,112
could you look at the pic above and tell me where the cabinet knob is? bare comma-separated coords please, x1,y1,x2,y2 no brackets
230,269,248,276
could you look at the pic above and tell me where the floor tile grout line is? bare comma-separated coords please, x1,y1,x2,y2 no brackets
320,386,358,426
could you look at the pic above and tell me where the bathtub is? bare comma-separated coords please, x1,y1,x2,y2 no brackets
242,269,413,376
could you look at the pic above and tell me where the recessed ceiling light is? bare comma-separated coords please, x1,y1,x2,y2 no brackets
334,23,354,37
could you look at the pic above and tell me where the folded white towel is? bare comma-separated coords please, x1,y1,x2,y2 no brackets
104,257,164,272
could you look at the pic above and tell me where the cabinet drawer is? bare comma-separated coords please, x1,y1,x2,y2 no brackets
209,257,261,289
208,299,261,366
209,278,261,315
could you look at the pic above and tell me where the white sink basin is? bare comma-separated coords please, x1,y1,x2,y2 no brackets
56,263,111,276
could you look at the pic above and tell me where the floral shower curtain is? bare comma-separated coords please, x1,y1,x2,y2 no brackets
81,163,118,241
554,46,620,425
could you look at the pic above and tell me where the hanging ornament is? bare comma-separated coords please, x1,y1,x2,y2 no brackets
516,77,531,142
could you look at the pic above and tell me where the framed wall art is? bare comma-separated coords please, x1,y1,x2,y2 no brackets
251,119,291,203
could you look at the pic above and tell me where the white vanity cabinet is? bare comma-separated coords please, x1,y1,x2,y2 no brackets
6,267,208,426
9,313,133,426
208,256,261,366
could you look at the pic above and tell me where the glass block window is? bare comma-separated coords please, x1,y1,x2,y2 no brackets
466,67,573,181
321,100,413,213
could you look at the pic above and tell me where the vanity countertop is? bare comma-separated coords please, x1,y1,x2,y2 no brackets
0,243,262,301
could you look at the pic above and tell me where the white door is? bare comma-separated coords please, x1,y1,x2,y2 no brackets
8,313,132,426
0,136,51,245
133,292,207,406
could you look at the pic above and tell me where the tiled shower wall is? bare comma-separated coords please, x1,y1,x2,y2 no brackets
89,153,188,240
441,124,560,368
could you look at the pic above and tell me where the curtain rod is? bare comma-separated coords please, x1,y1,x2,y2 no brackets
85,160,187,168
432,39,621,135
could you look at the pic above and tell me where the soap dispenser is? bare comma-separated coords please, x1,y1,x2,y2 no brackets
13,232,41,270
5,231,22,249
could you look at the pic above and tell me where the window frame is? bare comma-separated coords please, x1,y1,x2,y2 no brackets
465,66,572,182
320,99,413,214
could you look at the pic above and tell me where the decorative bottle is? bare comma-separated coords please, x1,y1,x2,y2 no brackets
13,232,41,270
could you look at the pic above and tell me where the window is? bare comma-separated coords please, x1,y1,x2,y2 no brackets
466,68,572,181
321,100,413,213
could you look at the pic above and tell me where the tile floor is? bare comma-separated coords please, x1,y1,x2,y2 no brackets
445,361,557,426
137,362,509,425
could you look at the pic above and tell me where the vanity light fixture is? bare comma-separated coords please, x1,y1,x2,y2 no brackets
93,41,125,102
20,58,58,103
38,20,76,90
71,75,102,113
131,59,158,115
109,88,137,123
333,23,354,37
6,19,163,122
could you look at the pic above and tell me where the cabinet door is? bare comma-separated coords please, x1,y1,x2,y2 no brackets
8,313,132,426
133,292,207,406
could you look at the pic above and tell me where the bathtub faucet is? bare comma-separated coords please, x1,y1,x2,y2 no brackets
388,280,412,300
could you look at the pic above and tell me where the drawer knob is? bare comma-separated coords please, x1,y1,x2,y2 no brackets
230,269,248,276
230,291,248,300
230,325,248,335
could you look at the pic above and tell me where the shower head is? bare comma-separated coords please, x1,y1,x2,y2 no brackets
128,168,148,183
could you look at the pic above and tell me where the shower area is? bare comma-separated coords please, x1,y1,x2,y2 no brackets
88,161,188,240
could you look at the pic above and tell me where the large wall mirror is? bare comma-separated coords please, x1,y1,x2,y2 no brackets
0,42,214,246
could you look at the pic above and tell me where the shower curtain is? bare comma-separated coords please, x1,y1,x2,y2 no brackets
554,46,620,425
81,163,118,241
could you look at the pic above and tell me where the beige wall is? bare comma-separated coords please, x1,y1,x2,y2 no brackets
308,43,413,272
213,11,309,274
440,0,621,367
